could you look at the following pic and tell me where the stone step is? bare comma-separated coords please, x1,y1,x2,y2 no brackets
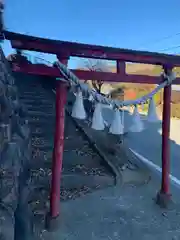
64,138,89,150
16,83,43,88
17,84,42,88
27,119,55,126
31,141,107,171
19,89,52,94
61,174,114,189
32,144,53,152
20,99,54,105
31,167,149,191
27,111,55,118
27,116,54,124
31,131,55,138
30,136,88,153
63,149,98,164
17,88,46,93
31,138,53,149
30,173,114,194
31,134,50,139
19,91,47,95
28,174,114,215
31,138,54,149
31,137,96,157
29,118,71,132
31,152,102,171
31,148,52,161
19,95,48,101
30,124,54,132
24,103,55,110
18,92,47,98
30,129,54,138
23,105,55,113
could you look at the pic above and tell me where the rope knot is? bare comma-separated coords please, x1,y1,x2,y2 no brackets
162,70,176,86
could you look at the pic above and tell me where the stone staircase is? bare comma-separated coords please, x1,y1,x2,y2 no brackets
14,73,115,233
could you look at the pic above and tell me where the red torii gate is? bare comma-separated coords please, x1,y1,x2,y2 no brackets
4,30,180,227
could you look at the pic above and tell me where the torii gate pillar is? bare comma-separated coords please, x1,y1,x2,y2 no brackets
156,66,172,208
46,56,69,231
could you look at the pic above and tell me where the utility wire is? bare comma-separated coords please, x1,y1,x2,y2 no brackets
159,45,180,52
139,31,180,54
140,32,180,49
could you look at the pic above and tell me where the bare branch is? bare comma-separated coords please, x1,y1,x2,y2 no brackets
80,59,110,94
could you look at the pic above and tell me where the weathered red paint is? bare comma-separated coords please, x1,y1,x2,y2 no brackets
161,73,172,195
116,60,125,74
4,30,180,66
11,63,180,85
50,58,68,218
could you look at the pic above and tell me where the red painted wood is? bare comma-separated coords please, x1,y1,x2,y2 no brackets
116,60,125,74
4,31,180,66
50,58,68,218
11,63,180,85
161,84,171,194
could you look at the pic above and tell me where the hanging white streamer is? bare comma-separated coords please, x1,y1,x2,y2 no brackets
147,97,159,122
121,108,124,134
91,103,105,130
71,91,86,119
130,106,144,132
109,109,123,135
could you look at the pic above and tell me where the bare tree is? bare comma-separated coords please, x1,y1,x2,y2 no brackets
82,59,110,95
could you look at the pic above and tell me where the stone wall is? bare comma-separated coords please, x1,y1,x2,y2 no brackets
0,48,33,239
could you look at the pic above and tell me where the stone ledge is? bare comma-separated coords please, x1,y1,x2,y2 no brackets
62,174,114,189
33,173,114,192
65,107,121,185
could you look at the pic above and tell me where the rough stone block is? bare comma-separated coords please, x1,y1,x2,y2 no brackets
0,49,33,240
0,205,14,240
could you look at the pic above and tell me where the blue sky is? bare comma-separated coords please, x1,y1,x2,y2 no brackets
2,0,180,71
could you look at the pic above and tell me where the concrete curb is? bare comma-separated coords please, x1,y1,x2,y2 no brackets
129,148,180,192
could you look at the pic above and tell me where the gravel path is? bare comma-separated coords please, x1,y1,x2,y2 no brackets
42,177,180,240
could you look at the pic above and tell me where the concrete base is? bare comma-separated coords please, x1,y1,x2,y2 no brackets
121,168,151,186
45,213,60,232
156,191,172,208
